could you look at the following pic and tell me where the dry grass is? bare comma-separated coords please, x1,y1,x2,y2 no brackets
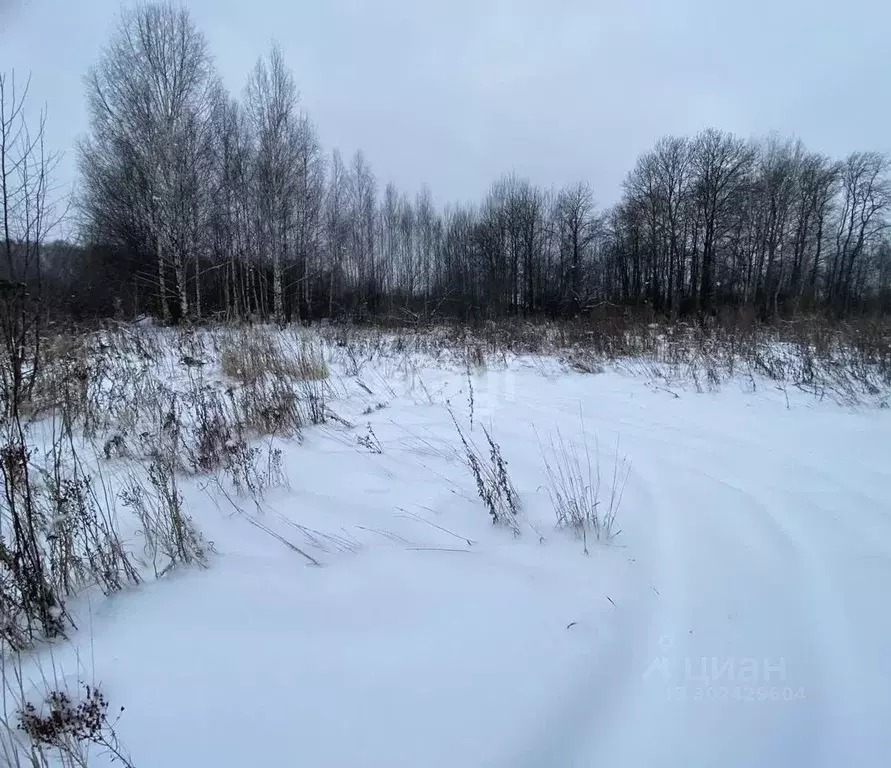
1,651,135,767
219,327,328,384
449,407,520,534
327,312,891,405
538,423,629,551
120,457,208,579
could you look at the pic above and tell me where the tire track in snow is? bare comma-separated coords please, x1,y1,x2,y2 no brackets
622,444,890,766
726,458,891,766
528,446,834,766
507,460,668,767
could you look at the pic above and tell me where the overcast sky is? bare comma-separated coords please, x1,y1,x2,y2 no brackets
3,0,890,209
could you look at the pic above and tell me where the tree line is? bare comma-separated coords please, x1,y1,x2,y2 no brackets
11,1,891,324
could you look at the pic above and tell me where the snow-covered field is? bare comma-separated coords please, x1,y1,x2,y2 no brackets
6,325,891,766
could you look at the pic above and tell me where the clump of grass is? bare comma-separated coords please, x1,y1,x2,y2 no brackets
566,350,604,375
218,328,328,433
357,423,383,454
120,459,208,579
2,653,135,767
449,406,520,534
42,461,141,598
20,686,111,752
291,334,329,381
219,328,328,384
234,378,306,437
188,385,236,474
538,423,629,552
220,329,284,383
465,342,486,372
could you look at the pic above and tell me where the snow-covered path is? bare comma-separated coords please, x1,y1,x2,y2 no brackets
22,360,891,766
526,375,891,766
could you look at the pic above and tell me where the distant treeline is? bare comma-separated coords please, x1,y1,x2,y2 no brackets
6,3,891,324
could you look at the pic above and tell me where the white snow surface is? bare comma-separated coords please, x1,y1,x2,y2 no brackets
17,338,891,766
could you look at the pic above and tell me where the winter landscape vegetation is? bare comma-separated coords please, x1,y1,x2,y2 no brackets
1,1,891,765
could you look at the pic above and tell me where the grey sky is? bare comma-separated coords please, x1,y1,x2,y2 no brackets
3,0,890,211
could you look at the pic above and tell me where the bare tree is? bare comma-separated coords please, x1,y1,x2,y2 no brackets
415,185,436,303
829,152,891,312
378,181,400,303
80,1,217,323
347,150,377,313
245,43,302,325
750,136,799,317
785,151,838,308
690,128,754,315
653,137,692,314
207,90,251,318
398,190,416,298
323,148,348,317
1,72,65,407
554,182,598,314
293,114,325,321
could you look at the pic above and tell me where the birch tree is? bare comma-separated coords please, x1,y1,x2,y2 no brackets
246,43,301,325
79,1,216,322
